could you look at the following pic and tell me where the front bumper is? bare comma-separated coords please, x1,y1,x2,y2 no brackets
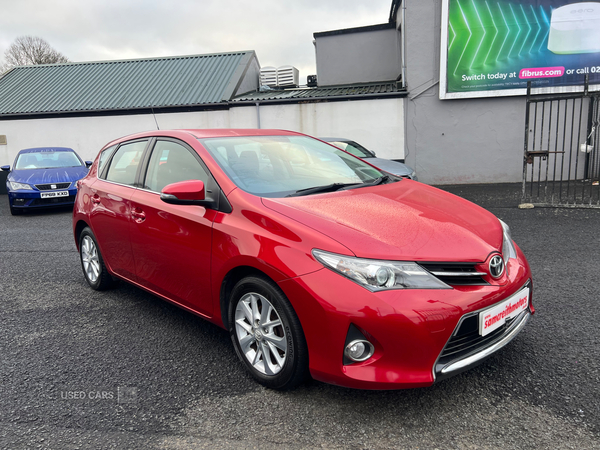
278,248,533,390
435,306,531,381
8,189,78,209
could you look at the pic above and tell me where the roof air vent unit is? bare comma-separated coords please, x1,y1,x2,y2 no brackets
260,66,299,88
260,66,278,87
276,66,299,88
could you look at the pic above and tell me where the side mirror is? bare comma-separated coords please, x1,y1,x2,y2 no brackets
1,165,10,171
370,151,376,157
160,180,209,206
85,161,93,168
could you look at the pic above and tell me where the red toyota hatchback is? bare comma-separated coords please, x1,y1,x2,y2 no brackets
73,129,534,390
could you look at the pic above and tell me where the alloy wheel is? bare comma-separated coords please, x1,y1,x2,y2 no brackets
234,292,288,375
81,235,100,284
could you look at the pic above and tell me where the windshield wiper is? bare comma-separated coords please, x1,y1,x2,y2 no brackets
287,176,393,197
286,182,361,197
340,175,391,191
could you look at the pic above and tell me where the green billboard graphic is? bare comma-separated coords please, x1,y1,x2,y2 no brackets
441,0,600,98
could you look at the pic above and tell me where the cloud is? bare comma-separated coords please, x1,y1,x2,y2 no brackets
0,0,391,80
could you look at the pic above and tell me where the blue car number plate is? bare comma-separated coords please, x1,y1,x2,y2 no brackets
40,191,69,199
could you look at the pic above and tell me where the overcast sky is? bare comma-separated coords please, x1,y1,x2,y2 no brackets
0,0,392,82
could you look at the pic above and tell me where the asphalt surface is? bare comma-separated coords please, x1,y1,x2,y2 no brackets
1,183,599,449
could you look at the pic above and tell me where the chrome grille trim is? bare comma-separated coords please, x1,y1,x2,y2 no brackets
429,271,487,277
419,262,488,286
35,182,71,191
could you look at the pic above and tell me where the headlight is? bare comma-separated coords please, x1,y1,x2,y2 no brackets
500,220,517,264
312,249,450,291
9,181,33,190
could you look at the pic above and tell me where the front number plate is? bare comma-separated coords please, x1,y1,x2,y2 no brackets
40,191,69,198
479,287,530,336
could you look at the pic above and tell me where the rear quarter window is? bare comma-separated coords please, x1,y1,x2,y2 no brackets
105,140,147,186
97,145,117,177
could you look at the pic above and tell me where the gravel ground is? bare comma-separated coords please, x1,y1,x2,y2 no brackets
0,184,599,449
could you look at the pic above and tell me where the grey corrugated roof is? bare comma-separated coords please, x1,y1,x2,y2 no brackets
0,51,256,116
232,82,405,103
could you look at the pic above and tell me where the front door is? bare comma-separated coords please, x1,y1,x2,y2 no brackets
129,139,216,316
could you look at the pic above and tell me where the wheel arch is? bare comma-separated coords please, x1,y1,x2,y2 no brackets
219,266,274,330
73,219,90,250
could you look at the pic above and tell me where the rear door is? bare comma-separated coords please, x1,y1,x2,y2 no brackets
88,139,149,281
129,138,216,316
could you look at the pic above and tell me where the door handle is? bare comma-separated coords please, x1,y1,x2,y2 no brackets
91,194,101,204
132,208,146,223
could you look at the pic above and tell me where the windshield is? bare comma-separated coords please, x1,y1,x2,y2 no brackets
327,141,373,158
199,135,388,197
15,151,83,170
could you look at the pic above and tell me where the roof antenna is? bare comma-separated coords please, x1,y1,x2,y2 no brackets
151,107,160,130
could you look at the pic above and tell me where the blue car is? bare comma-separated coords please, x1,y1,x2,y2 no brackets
1,147,91,215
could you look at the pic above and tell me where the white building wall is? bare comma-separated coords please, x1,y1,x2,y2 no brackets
0,98,405,166
251,98,405,160
0,110,242,165
1,114,162,164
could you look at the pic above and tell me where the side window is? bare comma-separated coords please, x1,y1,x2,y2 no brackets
97,145,117,178
144,140,208,192
105,140,147,186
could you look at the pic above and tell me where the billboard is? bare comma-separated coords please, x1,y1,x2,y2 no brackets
439,0,600,99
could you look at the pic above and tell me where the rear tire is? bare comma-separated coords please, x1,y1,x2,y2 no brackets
79,227,115,290
228,275,309,390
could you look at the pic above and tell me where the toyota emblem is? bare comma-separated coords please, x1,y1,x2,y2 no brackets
489,255,504,278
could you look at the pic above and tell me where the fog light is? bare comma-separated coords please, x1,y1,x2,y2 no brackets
344,339,374,362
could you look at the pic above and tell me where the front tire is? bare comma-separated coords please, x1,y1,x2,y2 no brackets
228,276,309,390
79,227,115,290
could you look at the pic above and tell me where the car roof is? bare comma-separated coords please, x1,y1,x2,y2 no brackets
185,129,303,139
102,129,306,148
319,137,353,143
18,147,76,154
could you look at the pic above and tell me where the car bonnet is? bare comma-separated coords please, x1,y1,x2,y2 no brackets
367,157,413,177
9,166,89,185
261,181,503,262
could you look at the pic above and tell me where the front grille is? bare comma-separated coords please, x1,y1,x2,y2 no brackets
434,308,529,378
434,280,532,380
438,314,513,362
35,183,71,191
420,262,487,286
